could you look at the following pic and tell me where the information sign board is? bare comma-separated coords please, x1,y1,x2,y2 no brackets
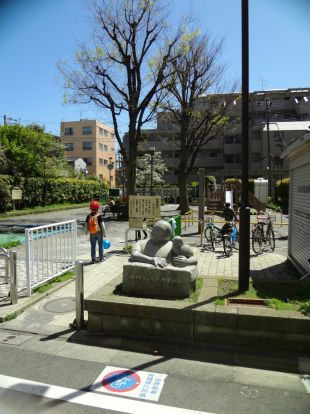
129,196,161,219
11,187,22,200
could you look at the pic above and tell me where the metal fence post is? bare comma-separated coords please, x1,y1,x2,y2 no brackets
75,260,84,329
9,251,18,304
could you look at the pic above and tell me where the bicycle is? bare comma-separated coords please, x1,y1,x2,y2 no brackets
252,213,275,254
222,221,239,257
203,215,222,250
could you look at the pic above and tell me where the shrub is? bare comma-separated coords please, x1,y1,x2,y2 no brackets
0,176,12,212
0,176,109,212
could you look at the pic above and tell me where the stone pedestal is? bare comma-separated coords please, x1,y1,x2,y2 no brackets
122,262,198,299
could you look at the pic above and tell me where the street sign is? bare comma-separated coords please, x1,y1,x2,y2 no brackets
91,366,167,401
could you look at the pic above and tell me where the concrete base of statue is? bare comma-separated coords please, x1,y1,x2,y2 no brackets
122,262,198,299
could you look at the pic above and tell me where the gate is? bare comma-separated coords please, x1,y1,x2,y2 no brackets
25,220,77,296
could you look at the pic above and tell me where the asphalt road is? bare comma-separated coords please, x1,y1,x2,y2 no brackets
0,336,309,414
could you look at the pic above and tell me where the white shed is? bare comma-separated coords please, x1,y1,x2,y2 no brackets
281,132,310,278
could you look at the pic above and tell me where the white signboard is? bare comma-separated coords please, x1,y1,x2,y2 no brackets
12,187,22,200
129,195,161,219
91,366,167,401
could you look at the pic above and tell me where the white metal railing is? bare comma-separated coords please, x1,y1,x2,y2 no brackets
25,220,77,296
0,248,18,304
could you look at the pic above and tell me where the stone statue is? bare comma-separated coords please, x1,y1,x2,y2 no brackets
130,220,197,268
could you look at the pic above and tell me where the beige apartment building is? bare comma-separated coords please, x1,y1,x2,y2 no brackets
123,88,310,190
60,120,116,186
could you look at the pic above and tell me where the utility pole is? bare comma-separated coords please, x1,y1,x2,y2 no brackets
265,97,272,197
238,0,250,292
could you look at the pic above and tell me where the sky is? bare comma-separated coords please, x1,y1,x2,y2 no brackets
0,0,309,137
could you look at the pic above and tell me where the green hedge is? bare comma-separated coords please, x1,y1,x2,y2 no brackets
275,177,289,211
0,175,108,212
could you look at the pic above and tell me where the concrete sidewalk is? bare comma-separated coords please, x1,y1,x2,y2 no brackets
0,205,292,331
0,239,292,333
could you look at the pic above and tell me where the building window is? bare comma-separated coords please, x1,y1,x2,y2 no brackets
64,143,74,151
225,154,234,163
83,141,92,150
99,158,103,165
104,130,108,136
99,128,104,136
111,147,114,152
64,127,74,136
99,143,103,151
83,157,92,166
99,174,103,180
104,144,108,151
235,153,242,163
224,136,234,144
104,159,108,165
82,126,92,135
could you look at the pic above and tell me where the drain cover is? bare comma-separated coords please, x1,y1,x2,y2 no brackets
44,297,76,314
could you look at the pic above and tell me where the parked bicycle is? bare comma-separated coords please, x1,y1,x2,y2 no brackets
222,220,239,257
252,212,275,254
204,215,222,249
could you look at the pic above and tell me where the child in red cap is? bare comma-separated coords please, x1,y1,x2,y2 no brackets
86,200,107,263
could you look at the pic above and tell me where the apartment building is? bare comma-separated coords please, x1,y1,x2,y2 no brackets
123,88,310,188
60,120,116,186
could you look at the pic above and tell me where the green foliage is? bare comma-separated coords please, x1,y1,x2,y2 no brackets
206,176,216,191
0,175,108,213
0,240,21,249
0,125,69,178
32,271,74,293
0,176,11,211
275,177,289,212
299,301,310,316
217,279,310,314
184,277,203,303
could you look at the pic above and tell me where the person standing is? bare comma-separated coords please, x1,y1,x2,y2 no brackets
221,202,238,235
86,200,107,264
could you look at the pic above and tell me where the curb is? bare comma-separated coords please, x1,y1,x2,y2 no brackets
0,277,75,323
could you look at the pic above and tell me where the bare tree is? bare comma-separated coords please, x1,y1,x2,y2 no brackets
59,0,183,195
162,32,238,213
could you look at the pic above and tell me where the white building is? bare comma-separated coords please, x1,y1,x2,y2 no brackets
281,130,310,278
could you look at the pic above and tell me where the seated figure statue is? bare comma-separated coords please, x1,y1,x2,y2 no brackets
123,220,198,298
130,220,197,268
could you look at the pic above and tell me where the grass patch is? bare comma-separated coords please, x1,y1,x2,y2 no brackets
32,271,74,293
217,279,310,313
112,278,204,303
0,202,89,220
0,240,22,249
181,278,203,303
4,311,20,321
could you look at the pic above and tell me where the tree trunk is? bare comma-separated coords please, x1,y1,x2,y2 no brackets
126,126,137,196
178,168,189,214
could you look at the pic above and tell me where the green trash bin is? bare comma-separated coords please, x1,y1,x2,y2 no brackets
173,215,181,236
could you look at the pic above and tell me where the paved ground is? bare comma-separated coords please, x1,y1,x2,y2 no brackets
0,205,292,328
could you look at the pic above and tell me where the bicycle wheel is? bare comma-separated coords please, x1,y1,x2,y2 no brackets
252,228,263,254
204,225,213,242
266,227,275,251
233,231,239,250
223,235,232,256
209,228,216,251
213,226,222,244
